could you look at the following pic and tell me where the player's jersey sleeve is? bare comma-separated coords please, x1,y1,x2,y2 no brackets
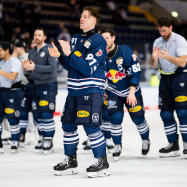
68,36,107,77
176,35,187,56
124,46,141,85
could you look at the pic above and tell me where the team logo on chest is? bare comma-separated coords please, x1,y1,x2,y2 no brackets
106,69,126,83
40,52,45,57
84,40,91,48
116,58,123,64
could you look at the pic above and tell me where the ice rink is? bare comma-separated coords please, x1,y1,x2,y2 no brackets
1,86,187,187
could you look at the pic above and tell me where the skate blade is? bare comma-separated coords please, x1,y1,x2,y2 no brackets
34,149,43,154
11,149,18,154
43,148,54,155
2,141,11,145
87,168,110,178
160,151,180,158
113,156,120,161
0,148,4,154
107,149,113,154
54,168,78,176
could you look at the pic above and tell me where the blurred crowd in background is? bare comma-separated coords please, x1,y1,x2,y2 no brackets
0,0,186,85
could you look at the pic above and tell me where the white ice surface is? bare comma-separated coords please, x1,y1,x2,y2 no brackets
1,86,187,187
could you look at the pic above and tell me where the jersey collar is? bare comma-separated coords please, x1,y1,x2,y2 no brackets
81,28,96,38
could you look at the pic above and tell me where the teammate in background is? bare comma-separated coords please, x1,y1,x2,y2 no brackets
48,6,109,178
100,28,150,161
151,17,187,157
30,39,36,49
13,41,35,147
22,28,58,155
0,41,22,153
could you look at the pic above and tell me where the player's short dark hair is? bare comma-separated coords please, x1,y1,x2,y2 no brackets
0,41,13,54
15,41,27,49
157,17,172,27
83,6,101,25
100,28,116,37
34,27,46,36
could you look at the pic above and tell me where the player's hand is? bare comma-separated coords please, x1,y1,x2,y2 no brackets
152,46,159,59
48,42,60,57
22,59,30,69
103,92,108,101
58,40,71,56
158,48,168,59
23,60,35,71
126,93,137,107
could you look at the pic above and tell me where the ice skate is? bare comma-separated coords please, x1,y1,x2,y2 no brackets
2,137,12,145
54,154,78,176
112,144,122,161
11,141,18,154
87,155,110,178
43,138,53,155
183,142,187,157
106,138,113,152
159,137,180,158
34,136,44,154
0,137,4,154
19,133,25,148
142,139,150,156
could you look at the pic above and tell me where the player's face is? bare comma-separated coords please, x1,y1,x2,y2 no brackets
14,47,22,56
158,26,172,41
34,30,46,45
80,10,96,32
101,32,115,51
0,47,7,59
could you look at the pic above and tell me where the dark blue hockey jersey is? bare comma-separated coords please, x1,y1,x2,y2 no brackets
106,45,141,97
61,32,107,96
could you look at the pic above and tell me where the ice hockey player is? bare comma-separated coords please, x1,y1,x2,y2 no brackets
100,28,151,161
48,6,109,178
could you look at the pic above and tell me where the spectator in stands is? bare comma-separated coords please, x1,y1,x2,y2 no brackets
57,28,71,42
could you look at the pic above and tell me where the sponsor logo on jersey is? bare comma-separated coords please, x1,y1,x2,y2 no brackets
43,91,48,95
175,96,187,102
39,100,49,106
5,108,14,114
104,100,108,106
74,51,82,57
129,106,142,112
77,110,90,117
9,99,14,103
180,83,184,87
109,59,112,63
40,52,45,57
106,69,126,83
81,39,84,42
21,99,25,107
116,58,123,64
107,100,117,109
132,54,137,61
84,96,89,100
84,40,91,48
49,103,55,110
92,113,99,122
15,110,20,117
32,101,37,110
95,49,103,57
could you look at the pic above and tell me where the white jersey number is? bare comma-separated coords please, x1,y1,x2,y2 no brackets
85,54,97,66
132,63,141,72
